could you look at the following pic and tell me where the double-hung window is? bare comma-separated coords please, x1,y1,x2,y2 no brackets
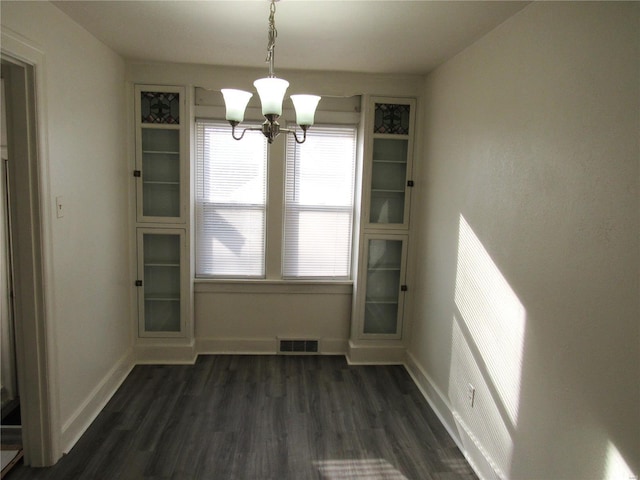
195,121,267,277
195,118,357,280
283,125,357,279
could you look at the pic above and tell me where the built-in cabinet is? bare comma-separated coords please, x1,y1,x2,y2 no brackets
136,228,188,337
133,85,190,339
366,100,414,229
353,97,415,347
360,234,408,338
135,86,188,223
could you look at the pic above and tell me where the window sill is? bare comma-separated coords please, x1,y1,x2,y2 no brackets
194,279,353,295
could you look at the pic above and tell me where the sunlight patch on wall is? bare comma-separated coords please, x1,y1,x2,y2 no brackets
313,459,408,479
448,215,527,478
454,215,526,426
604,441,636,480
450,319,513,480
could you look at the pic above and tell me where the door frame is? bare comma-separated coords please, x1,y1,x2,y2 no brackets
1,28,60,466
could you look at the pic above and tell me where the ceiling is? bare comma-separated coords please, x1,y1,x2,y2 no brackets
53,0,528,76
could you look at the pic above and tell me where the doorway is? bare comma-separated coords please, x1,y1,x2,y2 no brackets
0,49,56,467
0,68,23,476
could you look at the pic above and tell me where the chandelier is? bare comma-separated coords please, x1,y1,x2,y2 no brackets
221,0,320,144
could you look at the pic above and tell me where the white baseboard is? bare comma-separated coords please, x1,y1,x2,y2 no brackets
134,341,197,365
404,351,502,480
60,348,134,454
346,340,406,364
319,338,348,355
196,337,348,356
197,337,277,355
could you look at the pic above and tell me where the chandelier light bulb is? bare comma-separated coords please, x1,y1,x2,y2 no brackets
221,89,253,122
291,94,321,126
253,77,290,117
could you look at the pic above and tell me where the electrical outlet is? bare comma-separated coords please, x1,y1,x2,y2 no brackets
467,383,476,408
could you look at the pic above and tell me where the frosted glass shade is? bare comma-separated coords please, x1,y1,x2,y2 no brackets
221,89,253,122
291,95,321,126
254,77,289,116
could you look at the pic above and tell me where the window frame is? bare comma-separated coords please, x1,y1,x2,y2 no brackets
194,119,268,279
193,98,361,284
282,123,359,280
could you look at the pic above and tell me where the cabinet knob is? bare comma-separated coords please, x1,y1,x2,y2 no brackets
407,180,414,187
133,170,141,177
135,280,143,287
401,285,408,292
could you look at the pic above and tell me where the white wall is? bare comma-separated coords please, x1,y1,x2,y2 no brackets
408,2,639,479
1,1,133,457
195,282,352,354
127,62,424,357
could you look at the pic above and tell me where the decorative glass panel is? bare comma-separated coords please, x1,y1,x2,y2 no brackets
141,91,180,124
373,103,410,135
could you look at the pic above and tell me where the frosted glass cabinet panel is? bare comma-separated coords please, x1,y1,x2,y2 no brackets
141,129,181,218
137,228,187,337
369,138,409,224
135,86,186,223
361,235,408,338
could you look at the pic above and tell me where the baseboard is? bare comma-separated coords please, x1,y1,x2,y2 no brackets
319,338,348,355
196,337,277,355
196,337,348,356
404,351,502,480
60,348,134,454
346,340,406,364
134,341,197,365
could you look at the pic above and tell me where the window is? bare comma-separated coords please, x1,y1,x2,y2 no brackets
195,119,358,280
195,121,267,277
284,125,358,279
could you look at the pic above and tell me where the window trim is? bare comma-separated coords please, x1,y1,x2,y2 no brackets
193,97,362,284
282,123,358,280
194,119,268,279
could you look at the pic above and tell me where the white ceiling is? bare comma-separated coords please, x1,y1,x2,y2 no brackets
53,0,528,76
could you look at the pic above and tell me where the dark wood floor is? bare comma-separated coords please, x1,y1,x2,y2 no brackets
8,355,477,480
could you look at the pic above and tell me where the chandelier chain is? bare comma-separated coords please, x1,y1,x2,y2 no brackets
266,0,278,72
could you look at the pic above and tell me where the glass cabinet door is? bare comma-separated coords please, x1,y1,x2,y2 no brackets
369,138,409,224
135,87,185,223
137,229,185,337
362,236,407,337
141,128,181,218
367,100,414,228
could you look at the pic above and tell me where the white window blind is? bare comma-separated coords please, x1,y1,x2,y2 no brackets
284,124,358,279
195,120,267,277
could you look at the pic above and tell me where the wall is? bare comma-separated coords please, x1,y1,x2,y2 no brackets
408,2,639,479
195,282,352,355
1,1,133,458
127,62,424,357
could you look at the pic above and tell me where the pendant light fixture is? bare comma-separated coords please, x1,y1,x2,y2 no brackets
221,0,320,144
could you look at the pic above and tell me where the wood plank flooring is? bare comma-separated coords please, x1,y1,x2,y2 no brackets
7,355,477,480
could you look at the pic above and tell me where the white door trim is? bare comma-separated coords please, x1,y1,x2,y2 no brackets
1,27,61,466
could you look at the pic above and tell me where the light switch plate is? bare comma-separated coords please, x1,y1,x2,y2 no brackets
55,196,64,218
